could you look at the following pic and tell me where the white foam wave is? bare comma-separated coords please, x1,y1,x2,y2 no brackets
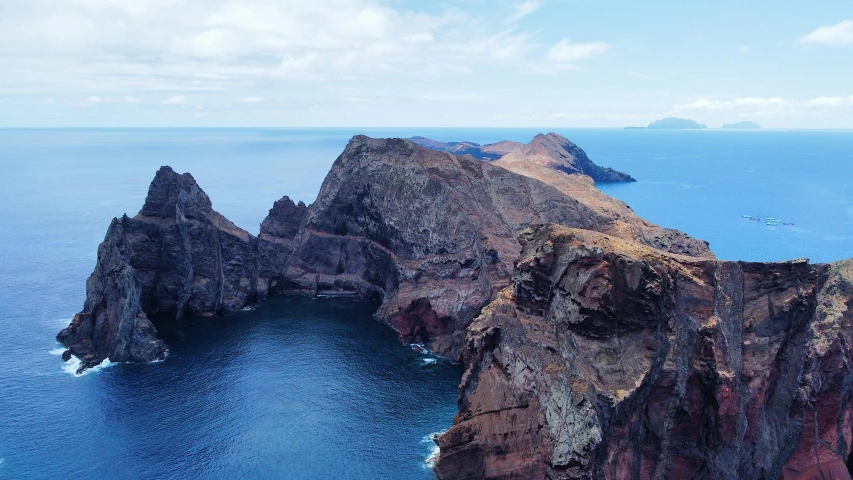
61,356,114,377
420,358,437,366
48,347,66,356
421,432,443,469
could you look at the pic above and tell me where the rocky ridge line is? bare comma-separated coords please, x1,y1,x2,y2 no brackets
58,135,706,368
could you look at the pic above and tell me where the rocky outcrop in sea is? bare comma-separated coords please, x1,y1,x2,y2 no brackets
57,133,853,479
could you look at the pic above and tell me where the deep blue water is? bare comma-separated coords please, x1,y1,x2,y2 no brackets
0,128,851,479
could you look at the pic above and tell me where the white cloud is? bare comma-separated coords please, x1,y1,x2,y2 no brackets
551,112,641,120
737,45,750,54
509,1,541,22
801,20,853,46
673,95,853,122
0,0,556,97
455,29,536,62
125,96,140,104
81,95,103,106
547,39,609,63
808,96,853,108
161,95,186,105
241,96,263,103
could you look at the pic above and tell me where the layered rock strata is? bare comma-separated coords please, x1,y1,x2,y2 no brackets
435,224,853,480
57,166,257,371
59,135,707,366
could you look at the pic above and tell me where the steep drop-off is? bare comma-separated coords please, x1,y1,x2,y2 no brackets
57,167,257,371
60,135,708,367
436,224,853,479
55,134,853,480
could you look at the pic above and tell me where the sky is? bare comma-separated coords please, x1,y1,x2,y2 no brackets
0,0,851,128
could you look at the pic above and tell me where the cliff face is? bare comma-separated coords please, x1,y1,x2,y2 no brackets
258,136,707,356
256,195,308,298
436,224,853,480
60,136,707,365
56,216,167,371
57,166,257,370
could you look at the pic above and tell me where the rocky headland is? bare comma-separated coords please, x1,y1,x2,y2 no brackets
58,133,853,479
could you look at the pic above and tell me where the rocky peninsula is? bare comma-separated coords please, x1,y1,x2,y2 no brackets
58,133,853,479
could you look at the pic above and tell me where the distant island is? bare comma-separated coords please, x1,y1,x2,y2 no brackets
626,119,761,130
646,117,707,129
722,121,761,129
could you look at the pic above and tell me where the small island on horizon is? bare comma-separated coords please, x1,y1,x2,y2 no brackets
625,117,708,130
626,118,762,130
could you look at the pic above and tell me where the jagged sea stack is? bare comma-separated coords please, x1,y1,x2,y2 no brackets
57,166,257,371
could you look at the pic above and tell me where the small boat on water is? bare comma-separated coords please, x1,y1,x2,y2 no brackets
767,222,780,226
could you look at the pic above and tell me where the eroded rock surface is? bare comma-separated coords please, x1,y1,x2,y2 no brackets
435,224,853,480
57,166,257,369
263,136,708,357
60,135,707,366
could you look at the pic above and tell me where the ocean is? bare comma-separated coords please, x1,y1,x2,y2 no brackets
0,128,851,479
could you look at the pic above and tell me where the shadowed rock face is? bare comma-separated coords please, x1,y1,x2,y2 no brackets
56,216,167,371
435,224,853,480
57,166,257,371
256,196,308,298
262,135,707,357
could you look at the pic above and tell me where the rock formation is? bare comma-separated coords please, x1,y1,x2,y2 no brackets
57,166,257,371
435,224,853,479
411,133,635,183
57,133,853,479
268,135,670,356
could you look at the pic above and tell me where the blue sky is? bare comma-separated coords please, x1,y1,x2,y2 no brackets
1,0,851,128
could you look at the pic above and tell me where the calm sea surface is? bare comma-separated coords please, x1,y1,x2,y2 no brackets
0,128,851,479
